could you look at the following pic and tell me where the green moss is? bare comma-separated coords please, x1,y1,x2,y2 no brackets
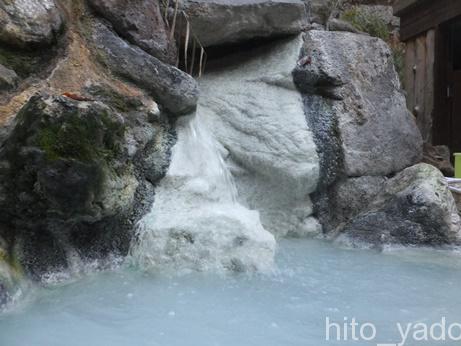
37,111,125,163
38,128,61,161
341,6,390,41
0,46,53,78
0,245,24,287
88,85,142,113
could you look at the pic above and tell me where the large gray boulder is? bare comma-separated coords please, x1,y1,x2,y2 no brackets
88,0,177,64
90,20,199,116
336,164,461,248
0,0,64,48
0,92,172,280
199,36,321,237
181,0,308,47
296,30,422,178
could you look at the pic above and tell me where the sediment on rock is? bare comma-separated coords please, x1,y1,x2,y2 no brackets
199,35,321,238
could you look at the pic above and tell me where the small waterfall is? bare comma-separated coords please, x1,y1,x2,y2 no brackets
166,113,238,204
130,112,275,273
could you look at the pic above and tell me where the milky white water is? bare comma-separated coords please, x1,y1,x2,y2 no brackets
2,239,461,346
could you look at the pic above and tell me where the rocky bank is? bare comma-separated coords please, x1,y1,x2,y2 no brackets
0,0,459,303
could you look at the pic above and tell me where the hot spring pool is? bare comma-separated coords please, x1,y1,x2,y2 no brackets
2,239,461,346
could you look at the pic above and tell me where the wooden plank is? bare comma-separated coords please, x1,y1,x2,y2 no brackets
399,0,461,41
450,72,461,152
414,35,427,134
394,0,423,16
432,25,450,146
424,29,435,143
404,40,416,114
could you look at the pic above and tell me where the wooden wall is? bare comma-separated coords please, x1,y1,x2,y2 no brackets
397,0,461,41
403,29,435,143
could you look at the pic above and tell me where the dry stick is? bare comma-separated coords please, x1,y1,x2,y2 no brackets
190,39,196,76
198,47,205,78
181,11,207,77
163,0,170,22
175,14,182,68
170,0,179,41
203,53,207,77
184,18,190,74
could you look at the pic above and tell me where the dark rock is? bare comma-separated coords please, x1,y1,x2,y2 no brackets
180,0,308,47
0,64,18,91
0,0,64,48
337,164,461,248
87,0,177,64
0,43,59,80
0,93,173,279
303,94,343,189
423,143,454,177
90,20,199,116
313,175,386,235
0,281,9,309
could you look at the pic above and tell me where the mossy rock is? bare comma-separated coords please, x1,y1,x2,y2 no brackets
36,109,125,163
0,94,133,221
0,46,56,79
341,6,390,41
11,94,126,165
85,83,143,113
0,93,172,280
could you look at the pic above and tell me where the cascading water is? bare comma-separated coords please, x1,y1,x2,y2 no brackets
129,112,276,273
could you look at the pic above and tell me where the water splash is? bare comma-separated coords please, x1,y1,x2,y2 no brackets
130,113,275,273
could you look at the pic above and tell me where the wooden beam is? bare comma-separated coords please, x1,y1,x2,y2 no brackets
394,0,421,16
414,35,427,133
399,0,461,41
424,29,435,143
404,40,416,115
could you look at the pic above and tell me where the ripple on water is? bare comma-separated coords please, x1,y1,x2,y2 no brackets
2,239,461,346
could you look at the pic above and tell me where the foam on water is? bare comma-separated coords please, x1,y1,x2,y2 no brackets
130,113,275,273
3,239,461,346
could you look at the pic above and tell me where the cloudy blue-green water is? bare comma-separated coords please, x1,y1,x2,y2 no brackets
2,239,461,346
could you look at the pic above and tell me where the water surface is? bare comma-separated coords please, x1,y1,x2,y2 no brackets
1,239,461,346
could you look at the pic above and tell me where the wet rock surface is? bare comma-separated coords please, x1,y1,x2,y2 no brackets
0,64,18,91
